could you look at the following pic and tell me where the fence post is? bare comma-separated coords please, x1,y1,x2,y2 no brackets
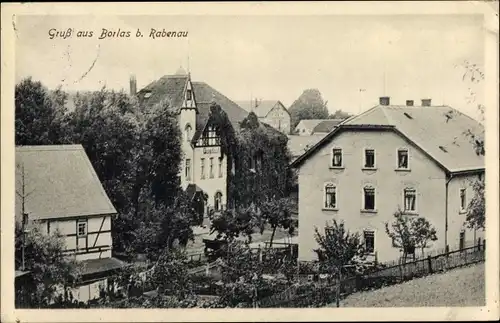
477,237,481,251
427,255,433,274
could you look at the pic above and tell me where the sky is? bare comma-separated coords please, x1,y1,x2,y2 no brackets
15,14,485,119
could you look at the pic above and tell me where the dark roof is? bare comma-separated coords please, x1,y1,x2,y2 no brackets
80,257,127,276
191,81,249,142
235,100,290,118
291,105,484,173
294,119,326,132
311,119,343,134
136,75,249,143
138,75,189,112
287,134,326,158
15,145,117,221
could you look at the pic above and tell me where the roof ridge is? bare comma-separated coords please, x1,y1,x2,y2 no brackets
380,106,395,125
16,144,84,151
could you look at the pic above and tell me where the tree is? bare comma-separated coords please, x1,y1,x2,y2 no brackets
328,109,352,120
15,224,81,307
209,206,259,244
314,220,365,307
459,60,485,231
288,89,329,129
15,77,69,145
385,209,438,263
149,249,193,299
259,197,295,247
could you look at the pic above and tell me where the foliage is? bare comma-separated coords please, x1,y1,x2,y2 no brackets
314,220,366,275
209,206,259,243
15,223,81,307
15,78,69,145
328,109,352,120
466,178,485,230
259,197,296,247
385,209,438,262
150,249,193,298
288,88,329,129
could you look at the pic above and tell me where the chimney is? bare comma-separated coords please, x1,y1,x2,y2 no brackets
130,75,137,96
421,98,432,107
379,96,390,106
406,100,414,106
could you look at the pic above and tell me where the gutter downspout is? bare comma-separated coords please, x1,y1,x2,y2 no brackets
445,173,454,252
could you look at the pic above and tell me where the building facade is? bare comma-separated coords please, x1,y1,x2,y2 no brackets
236,100,291,134
136,71,249,214
15,145,125,303
291,97,485,263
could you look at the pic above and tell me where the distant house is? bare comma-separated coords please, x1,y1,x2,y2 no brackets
311,119,344,135
291,97,485,263
294,119,326,136
15,145,126,303
287,134,326,162
135,70,249,215
236,99,291,134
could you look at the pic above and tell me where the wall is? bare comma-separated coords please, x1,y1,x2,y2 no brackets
262,103,291,134
179,79,197,190
447,173,485,250
46,215,112,261
193,146,227,210
298,129,447,263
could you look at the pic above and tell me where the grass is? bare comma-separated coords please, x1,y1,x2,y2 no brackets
328,263,485,307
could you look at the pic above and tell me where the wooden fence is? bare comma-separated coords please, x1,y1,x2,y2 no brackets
258,241,486,308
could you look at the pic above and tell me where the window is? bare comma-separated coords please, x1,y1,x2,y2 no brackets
324,184,337,209
185,124,192,142
397,148,409,169
364,149,375,168
363,231,375,254
77,221,87,237
200,158,205,179
186,89,192,100
404,188,417,212
218,157,223,178
459,230,465,250
331,148,343,167
185,159,191,181
209,157,214,178
363,186,376,211
460,188,467,212
214,192,223,211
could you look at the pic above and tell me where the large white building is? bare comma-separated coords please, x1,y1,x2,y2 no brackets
135,70,249,214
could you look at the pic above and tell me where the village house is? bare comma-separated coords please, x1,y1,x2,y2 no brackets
290,97,485,263
311,119,344,135
236,99,291,134
134,69,249,215
15,145,126,303
294,119,327,136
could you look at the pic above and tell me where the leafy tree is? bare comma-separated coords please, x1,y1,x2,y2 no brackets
288,89,329,129
314,219,365,307
150,249,193,299
15,77,69,145
385,209,438,262
466,178,485,230
209,206,259,243
15,223,81,307
259,197,295,247
328,109,352,120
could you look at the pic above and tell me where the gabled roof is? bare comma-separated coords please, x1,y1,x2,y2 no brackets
137,74,189,112
295,119,326,131
287,134,326,159
191,82,249,142
136,75,249,143
291,105,484,173
15,145,117,221
235,100,289,118
312,119,344,134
